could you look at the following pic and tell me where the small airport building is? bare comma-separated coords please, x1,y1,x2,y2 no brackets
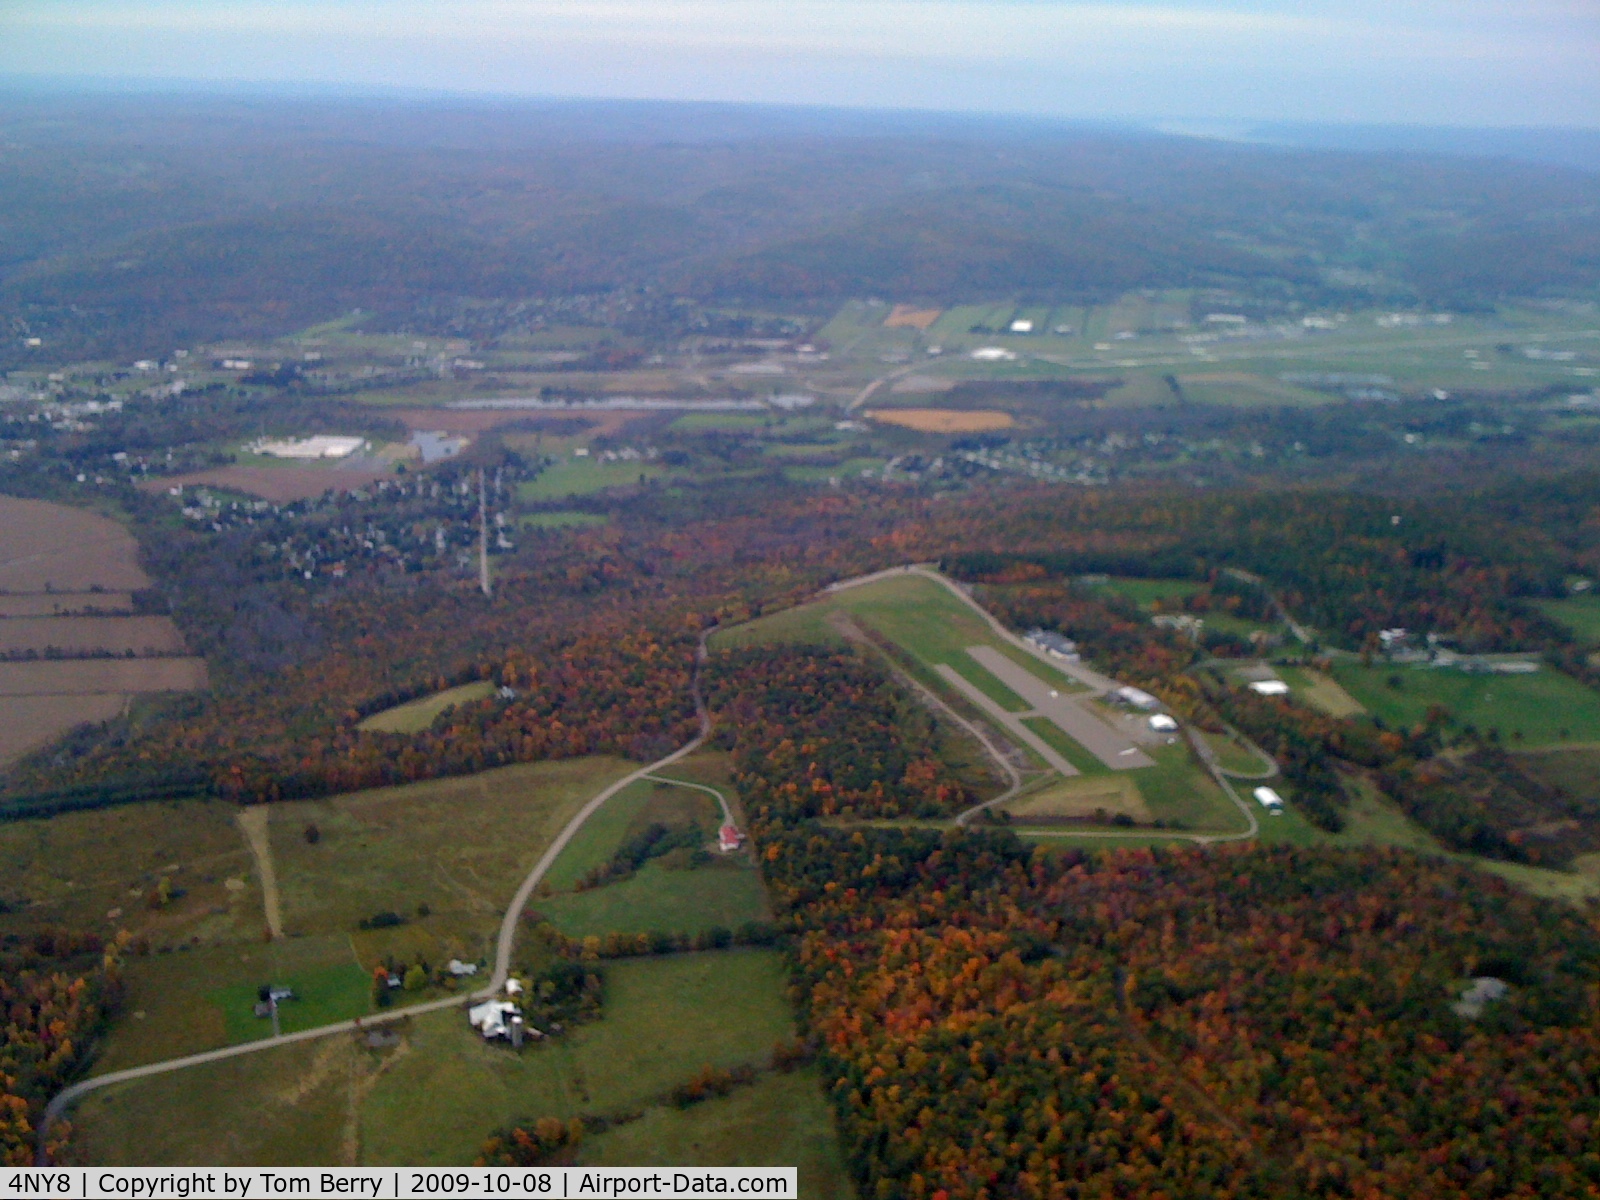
1253,786,1285,815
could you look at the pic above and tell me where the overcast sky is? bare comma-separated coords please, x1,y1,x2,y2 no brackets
3,0,1597,127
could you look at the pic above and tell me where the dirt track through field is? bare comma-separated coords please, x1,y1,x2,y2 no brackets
236,807,284,940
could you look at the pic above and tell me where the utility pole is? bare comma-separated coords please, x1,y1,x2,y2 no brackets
477,468,492,599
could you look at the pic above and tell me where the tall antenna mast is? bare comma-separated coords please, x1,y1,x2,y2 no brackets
477,467,492,598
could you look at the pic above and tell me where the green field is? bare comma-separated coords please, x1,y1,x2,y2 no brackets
75,949,841,1177
1330,661,1600,744
1198,729,1275,775
1274,665,1366,717
1133,741,1247,832
533,767,769,938
825,573,1085,706
580,1067,849,1190
267,756,635,949
537,861,768,940
1252,775,1600,903
96,933,375,1072
1533,596,1600,644
0,797,260,938
211,961,374,1043
782,456,887,484
520,511,611,530
358,681,496,733
518,458,673,501
669,412,774,431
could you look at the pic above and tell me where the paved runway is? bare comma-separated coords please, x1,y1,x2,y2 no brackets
966,645,1155,770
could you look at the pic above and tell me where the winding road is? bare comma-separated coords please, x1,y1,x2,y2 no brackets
37,569,1275,1159
36,635,717,1162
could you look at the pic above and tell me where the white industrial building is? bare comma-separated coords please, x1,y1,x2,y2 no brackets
253,435,368,460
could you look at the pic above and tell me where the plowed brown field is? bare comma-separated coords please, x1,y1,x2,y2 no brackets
0,496,150,591
0,615,186,656
0,498,206,768
0,693,127,767
0,658,208,696
0,592,134,617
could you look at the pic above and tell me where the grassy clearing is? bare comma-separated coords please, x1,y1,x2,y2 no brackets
537,779,663,893
535,861,769,940
1134,741,1247,832
1089,577,1203,607
1515,745,1600,796
267,757,635,948
519,511,611,530
1177,374,1329,408
1251,775,1600,901
669,412,774,431
579,1067,851,1195
0,798,260,941
1097,374,1175,408
1330,661,1600,744
1533,596,1600,644
1002,775,1149,823
211,961,374,1043
1275,666,1365,717
74,1034,357,1166
358,681,496,733
1198,730,1275,775
518,459,672,501
533,770,769,938
96,933,370,1071
782,456,886,484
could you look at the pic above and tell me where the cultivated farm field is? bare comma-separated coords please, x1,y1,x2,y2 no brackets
0,692,127,766
0,497,206,767
0,496,150,592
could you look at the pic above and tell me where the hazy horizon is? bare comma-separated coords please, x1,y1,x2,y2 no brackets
3,1,1596,129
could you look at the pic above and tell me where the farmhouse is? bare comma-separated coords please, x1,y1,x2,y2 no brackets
719,823,745,853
